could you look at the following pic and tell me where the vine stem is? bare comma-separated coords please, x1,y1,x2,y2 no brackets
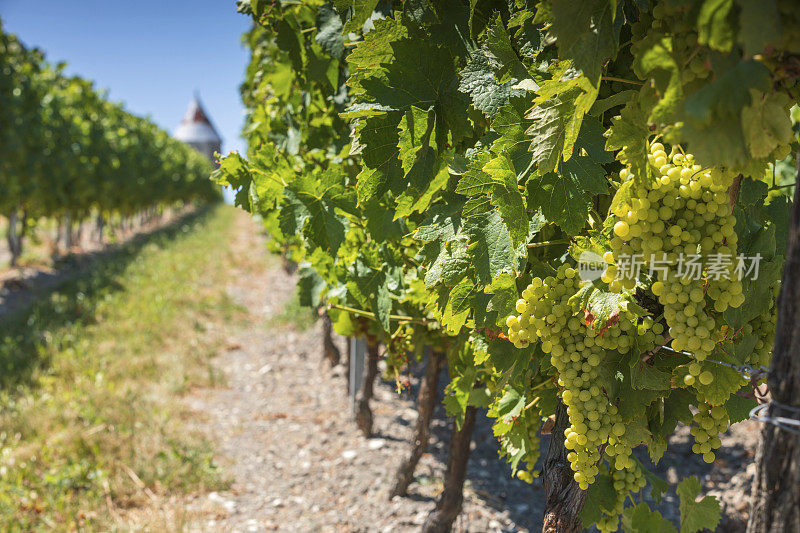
601,76,644,86
524,396,541,411
528,239,569,249
327,303,429,325
729,175,743,208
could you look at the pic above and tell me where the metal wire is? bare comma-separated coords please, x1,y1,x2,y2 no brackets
750,401,800,436
706,359,770,381
657,344,770,381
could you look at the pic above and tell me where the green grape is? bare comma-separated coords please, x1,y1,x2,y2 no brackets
690,403,729,462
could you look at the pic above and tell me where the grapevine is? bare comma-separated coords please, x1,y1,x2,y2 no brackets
218,0,800,530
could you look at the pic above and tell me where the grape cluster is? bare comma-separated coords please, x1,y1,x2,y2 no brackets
514,417,542,484
743,281,780,367
690,403,728,464
608,143,744,387
644,3,712,86
506,265,663,490
596,463,647,533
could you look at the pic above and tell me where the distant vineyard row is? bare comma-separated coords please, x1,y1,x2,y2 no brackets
0,20,218,264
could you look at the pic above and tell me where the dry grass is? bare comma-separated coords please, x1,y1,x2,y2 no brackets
0,205,247,531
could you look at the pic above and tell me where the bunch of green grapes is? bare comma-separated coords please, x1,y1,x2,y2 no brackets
690,403,728,464
514,417,542,484
506,265,663,489
608,143,744,387
743,280,780,367
384,324,415,390
596,462,647,533
646,3,711,85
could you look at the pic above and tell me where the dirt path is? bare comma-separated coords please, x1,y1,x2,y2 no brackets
182,213,543,532
180,212,761,532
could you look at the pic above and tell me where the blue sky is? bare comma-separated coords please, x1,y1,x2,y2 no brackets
1,0,251,157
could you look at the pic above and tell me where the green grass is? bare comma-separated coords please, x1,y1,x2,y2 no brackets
0,204,245,530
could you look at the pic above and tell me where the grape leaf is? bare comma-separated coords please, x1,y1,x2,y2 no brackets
484,272,519,327
526,75,598,173
279,173,351,254
693,360,743,406
678,60,772,169
549,0,617,82
455,152,494,196
336,0,380,33
441,276,475,333
395,106,450,218
631,33,682,122
492,93,536,171
354,112,402,204
212,152,256,210
315,3,344,59
632,361,672,391
357,39,471,142
622,502,678,533
651,388,694,439
463,211,516,284
459,48,519,117
484,13,529,82
736,0,781,56
346,259,392,331
574,117,615,163
346,14,408,94
741,90,794,159
581,473,618,524
605,86,657,185
526,164,597,236
696,0,736,52
724,259,782,329
726,394,758,424
677,476,721,533
643,467,670,503
424,241,470,288
297,265,325,307
497,386,526,420
276,18,306,71
484,153,528,246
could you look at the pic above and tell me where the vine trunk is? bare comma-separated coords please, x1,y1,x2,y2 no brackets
355,340,379,437
542,401,586,533
747,153,800,533
390,349,445,498
421,405,477,533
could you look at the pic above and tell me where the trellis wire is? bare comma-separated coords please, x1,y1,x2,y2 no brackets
657,344,770,380
750,402,800,436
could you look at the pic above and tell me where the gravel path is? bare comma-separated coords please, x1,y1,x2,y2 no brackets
181,213,762,532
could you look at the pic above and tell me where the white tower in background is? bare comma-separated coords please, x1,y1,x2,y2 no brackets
174,94,222,163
